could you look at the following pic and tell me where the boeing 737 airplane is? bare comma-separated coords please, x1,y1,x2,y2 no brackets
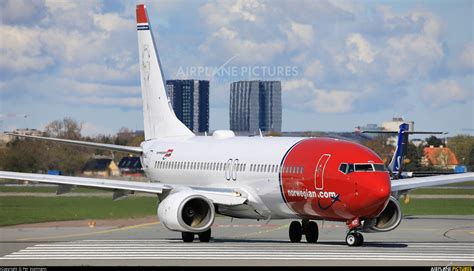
1,4,472,246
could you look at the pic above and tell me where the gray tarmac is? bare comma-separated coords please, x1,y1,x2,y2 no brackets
0,215,473,266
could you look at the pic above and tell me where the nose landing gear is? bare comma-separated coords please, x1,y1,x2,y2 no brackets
346,231,364,246
345,217,364,246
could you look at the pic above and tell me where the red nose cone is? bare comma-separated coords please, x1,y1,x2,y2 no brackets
374,178,391,200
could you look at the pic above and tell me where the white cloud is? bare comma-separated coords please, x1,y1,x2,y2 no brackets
304,59,325,81
282,79,358,113
93,13,133,32
347,34,375,63
0,25,55,73
345,33,375,73
385,33,443,81
313,89,356,113
459,43,474,70
421,79,470,108
0,0,48,25
199,26,285,64
283,21,315,50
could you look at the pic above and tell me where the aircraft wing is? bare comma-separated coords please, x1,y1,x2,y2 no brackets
6,133,142,154
0,171,246,206
391,172,474,192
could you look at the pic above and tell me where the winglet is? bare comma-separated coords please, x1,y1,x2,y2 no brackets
136,4,148,24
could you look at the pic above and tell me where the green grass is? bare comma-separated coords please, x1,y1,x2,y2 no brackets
401,198,474,215
411,188,474,195
0,196,157,226
445,181,474,187
0,186,106,193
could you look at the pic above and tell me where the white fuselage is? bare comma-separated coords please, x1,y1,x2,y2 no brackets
141,134,304,219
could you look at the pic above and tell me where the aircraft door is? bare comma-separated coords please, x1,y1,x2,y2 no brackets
314,154,331,190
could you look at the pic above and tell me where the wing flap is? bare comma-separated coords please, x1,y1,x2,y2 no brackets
391,172,474,192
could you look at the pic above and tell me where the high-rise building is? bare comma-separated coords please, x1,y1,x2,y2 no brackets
166,80,209,133
230,81,282,133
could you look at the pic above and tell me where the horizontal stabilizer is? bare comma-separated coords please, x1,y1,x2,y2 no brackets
362,131,447,135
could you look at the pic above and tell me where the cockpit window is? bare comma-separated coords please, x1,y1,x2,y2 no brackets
339,163,387,174
354,164,374,171
373,164,388,172
339,163,348,174
339,163,354,174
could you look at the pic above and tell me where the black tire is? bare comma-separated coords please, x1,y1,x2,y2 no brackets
305,221,319,243
182,232,195,243
289,221,302,243
355,232,364,246
198,229,211,242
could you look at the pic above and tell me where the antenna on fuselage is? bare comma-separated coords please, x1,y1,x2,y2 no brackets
259,129,263,138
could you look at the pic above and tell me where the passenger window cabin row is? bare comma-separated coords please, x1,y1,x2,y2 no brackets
153,160,305,175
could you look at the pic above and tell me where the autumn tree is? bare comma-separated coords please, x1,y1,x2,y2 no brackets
447,135,474,167
362,135,394,165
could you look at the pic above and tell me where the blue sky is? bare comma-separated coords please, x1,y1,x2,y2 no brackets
0,0,472,136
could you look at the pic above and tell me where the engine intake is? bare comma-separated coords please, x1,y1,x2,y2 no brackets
158,190,215,233
361,196,402,233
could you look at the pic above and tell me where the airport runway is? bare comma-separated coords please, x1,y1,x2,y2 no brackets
0,216,473,266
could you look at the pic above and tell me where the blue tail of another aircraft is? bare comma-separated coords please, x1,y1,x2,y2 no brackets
388,123,410,178
362,123,446,179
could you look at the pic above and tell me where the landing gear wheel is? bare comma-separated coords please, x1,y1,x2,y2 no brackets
305,221,319,243
355,232,364,246
182,232,195,243
198,229,211,242
346,232,364,246
289,221,302,243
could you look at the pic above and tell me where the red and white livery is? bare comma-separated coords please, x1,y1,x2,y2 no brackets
1,4,472,246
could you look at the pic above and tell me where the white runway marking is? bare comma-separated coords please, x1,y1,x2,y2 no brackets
1,240,473,262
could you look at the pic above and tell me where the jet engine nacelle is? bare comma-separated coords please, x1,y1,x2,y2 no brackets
157,190,215,233
360,196,402,233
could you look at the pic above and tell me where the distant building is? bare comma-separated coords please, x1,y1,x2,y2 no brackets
382,117,414,146
11,128,42,136
82,158,120,177
118,156,144,177
230,81,282,133
166,80,209,133
422,146,459,170
0,128,43,143
382,117,414,132
355,124,383,139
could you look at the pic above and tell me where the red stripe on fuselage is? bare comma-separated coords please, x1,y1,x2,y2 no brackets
136,4,148,24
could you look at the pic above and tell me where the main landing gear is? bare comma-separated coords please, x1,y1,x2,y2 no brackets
181,228,212,243
288,220,319,243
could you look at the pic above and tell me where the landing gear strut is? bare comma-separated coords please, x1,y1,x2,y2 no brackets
288,220,319,243
181,228,212,243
